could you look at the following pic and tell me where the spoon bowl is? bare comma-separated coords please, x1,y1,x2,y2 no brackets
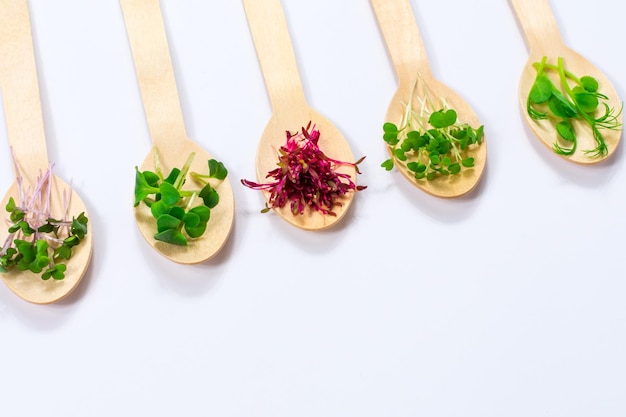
256,111,356,231
384,76,486,198
134,141,235,264
511,0,622,164
244,0,359,230
371,0,486,198
0,176,93,304
0,0,92,304
121,0,234,262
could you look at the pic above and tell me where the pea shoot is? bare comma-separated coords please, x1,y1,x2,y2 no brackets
134,150,228,246
381,79,484,181
527,56,622,157
0,159,88,281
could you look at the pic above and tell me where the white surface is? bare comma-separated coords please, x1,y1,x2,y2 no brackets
1,0,625,415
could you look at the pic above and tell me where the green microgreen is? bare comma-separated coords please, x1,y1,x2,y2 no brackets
381,77,484,182
0,154,89,280
527,56,622,158
134,149,228,246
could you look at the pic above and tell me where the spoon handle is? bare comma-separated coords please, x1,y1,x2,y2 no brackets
510,0,564,54
120,0,187,149
370,0,432,85
242,0,307,113
0,0,49,181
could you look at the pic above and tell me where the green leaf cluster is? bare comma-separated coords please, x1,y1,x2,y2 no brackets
527,56,622,157
0,197,88,280
381,108,483,181
134,153,227,246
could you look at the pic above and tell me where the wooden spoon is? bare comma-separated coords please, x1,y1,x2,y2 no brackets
120,0,234,263
0,0,93,304
371,0,486,198
511,0,622,164
243,0,358,230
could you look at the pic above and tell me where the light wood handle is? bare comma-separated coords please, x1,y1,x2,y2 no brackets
242,0,307,113
120,0,187,149
510,0,564,54
0,0,49,179
370,0,431,84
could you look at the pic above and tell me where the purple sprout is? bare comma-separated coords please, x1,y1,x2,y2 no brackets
1,148,81,274
242,122,366,216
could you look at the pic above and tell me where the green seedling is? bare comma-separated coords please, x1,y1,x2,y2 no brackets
527,56,622,157
1,165,89,281
381,79,483,181
134,150,228,246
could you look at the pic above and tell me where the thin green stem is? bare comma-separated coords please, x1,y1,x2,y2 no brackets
174,152,195,189
533,60,581,84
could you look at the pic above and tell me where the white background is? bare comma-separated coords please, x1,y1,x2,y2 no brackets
1,0,625,415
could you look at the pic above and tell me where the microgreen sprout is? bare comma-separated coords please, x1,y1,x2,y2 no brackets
381,77,484,181
0,151,88,280
527,56,622,157
134,149,228,246
241,122,366,216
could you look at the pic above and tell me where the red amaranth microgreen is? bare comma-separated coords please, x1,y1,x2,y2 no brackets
0,151,88,280
134,149,228,246
241,122,366,216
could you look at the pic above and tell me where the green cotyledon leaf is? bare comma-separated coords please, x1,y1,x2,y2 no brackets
529,74,553,104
